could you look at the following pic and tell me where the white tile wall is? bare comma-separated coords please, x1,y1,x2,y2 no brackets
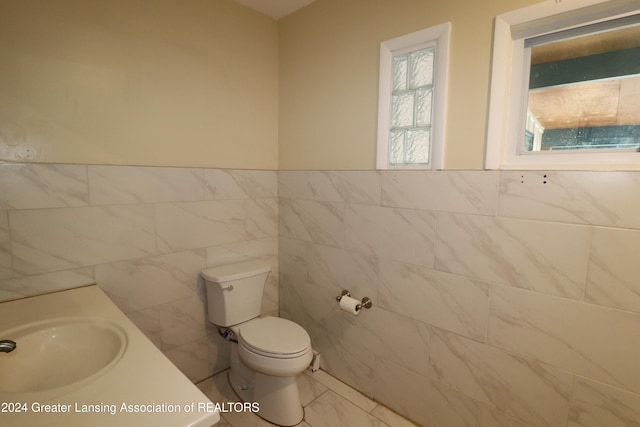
345,204,437,267
374,357,481,427
568,377,640,427
381,170,499,215
0,268,95,302
0,163,279,384
204,169,278,200
88,165,205,205
498,171,640,228
4,164,640,426
279,198,345,247
435,213,591,299
488,285,640,395
480,407,533,427
155,200,246,252
586,227,640,313
11,205,157,275
379,261,489,341
343,306,431,377
280,169,640,427
308,171,381,205
429,328,572,427
0,163,88,209
94,250,206,314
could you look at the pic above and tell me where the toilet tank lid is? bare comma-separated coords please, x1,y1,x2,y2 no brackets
201,259,271,282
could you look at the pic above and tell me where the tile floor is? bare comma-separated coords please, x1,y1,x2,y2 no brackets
196,369,418,427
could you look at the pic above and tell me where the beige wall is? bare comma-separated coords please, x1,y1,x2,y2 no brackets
278,0,542,170
0,0,551,171
0,0,278,169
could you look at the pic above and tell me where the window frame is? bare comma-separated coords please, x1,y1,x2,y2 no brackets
485,0,640,170
376,22,451,170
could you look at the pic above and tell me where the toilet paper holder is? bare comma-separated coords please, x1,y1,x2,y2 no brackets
335,290,372,311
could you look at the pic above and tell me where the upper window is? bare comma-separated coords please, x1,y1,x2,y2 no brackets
376,23,451,170
486,0,640,170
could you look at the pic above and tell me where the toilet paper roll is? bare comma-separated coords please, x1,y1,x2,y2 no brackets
339,295,361,315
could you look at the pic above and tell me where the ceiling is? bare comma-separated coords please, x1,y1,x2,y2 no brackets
531,25,640,64
528,76,640,129
528,25,640,129
232,0,316,20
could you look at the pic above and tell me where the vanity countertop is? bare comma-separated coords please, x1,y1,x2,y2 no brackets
0,285,219,427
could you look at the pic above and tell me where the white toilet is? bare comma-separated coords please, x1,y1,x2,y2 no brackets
201,259,312,426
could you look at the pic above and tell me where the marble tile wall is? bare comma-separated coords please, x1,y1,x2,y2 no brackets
0,162,279,383
279,169,640,427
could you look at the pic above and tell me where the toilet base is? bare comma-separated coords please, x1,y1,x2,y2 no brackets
254,372,304,426
228,344,255,402
228,370,304,426
228,370,253,403
226,330,308,426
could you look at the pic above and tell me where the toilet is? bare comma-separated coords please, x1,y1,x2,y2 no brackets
201,259,312,426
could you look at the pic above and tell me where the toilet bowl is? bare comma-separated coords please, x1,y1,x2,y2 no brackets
200,260,312,426
238,316,312,376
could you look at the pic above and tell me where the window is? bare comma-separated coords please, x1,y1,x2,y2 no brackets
376,23,451,170
486,0,640,169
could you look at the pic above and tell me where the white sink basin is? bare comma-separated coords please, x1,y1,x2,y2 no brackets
0,286,218,426
0,317,127,393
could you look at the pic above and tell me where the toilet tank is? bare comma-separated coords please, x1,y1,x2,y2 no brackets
201,259,271,327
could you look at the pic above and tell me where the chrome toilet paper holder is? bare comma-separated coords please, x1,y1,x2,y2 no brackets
335,290,372,311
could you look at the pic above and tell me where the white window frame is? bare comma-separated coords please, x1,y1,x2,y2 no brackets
485,0,640,170
376,22,451,170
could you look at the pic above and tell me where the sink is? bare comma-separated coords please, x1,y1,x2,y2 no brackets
0,317,127,393
0,286,218,426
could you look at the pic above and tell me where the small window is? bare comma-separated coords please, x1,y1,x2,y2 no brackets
486,0,640,170
377,23,451,170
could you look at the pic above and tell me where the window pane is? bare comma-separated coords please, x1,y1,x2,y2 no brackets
409,48,434,88
393,56,408,91
391,93,414,128
415,88,433,127
406,128,430,164
524,24,640,152
389,130,406,164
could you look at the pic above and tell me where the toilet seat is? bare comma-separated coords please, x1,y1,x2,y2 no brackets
239,317,311,359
